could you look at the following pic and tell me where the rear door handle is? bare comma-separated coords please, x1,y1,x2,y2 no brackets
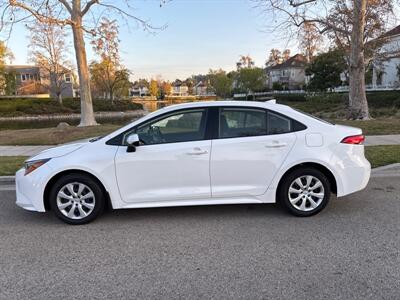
265,142,287,148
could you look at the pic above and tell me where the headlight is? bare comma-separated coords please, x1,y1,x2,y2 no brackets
24,158,51,176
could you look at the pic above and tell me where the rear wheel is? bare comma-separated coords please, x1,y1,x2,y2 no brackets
49,173,105,225
278,168,331,217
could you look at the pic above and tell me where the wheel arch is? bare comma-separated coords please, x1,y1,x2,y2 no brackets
276,162,338,198
43,169,112,211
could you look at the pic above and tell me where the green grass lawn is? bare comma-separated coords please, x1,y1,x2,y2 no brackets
0,124,120,145
0,146,399,176
0,156,27,176
333,118,400,135
365,145,400,168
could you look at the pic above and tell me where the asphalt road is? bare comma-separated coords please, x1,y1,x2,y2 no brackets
1,176,399,300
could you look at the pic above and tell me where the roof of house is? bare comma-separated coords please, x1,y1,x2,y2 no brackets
268,54,307,71
5,65,40,71
195,81,207,88
383,25,400,37
172,80,188,87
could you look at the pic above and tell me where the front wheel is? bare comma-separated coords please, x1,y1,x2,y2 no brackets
49,173,105,225
278,168,331,217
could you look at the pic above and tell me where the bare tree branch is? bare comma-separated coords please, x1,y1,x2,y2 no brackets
58,0,72,15
81,0,98,16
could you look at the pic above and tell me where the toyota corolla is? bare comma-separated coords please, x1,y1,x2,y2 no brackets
15,101,371,224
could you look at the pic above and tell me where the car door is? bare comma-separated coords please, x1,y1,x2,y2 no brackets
114,108,211,204
210,107,297,198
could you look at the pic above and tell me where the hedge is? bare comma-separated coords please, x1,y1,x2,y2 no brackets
0,98,143,117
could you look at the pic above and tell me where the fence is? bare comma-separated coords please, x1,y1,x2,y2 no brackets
332,85,400,92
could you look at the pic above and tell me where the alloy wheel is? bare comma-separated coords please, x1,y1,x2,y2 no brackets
56,182,96,220
288,175,325,212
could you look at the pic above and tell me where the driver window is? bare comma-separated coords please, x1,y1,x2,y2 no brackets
133,109,207,145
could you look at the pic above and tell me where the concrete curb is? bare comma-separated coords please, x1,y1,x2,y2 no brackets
371,163,400,173
1,163,399,186
0,176,15,185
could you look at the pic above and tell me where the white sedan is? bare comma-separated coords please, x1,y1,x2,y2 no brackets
16,101,371,224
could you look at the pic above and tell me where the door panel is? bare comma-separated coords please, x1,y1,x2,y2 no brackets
115,140,211,203
210,134,296,197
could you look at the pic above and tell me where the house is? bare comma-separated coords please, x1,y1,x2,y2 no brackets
266,54,307,90
2,65,78,97
193,81,208,96
2,65,42,95
130,81,149,97
172,80,189,96
372,25,400,88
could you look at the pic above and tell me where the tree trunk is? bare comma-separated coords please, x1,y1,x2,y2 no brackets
71,18,97,126
57,93,63,105
110,90,114,104
348,0,370,120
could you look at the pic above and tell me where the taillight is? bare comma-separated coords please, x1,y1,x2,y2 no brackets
341,135,365,145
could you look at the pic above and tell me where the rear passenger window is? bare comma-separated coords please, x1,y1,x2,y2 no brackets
220,108,267,138
268,112,291,134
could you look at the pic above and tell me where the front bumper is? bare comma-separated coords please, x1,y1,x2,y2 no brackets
15,167,49,212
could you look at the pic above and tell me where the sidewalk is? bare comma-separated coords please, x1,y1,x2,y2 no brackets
0,145,53,156
0,135,399,157
365,135,400,146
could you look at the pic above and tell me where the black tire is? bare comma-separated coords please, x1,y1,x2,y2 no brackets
278,167,331,217
49,173,105,225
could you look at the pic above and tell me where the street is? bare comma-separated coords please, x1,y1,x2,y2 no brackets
0,176,399,300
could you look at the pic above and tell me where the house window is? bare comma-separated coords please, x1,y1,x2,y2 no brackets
65,74,71,83
376,70,383,86
21,74,36,81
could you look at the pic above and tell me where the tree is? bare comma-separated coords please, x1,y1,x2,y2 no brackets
2,1,160,126
236,68,266,100
266,49,282,67
90,18,130,102
282,49,291,61
27,7,71,104
237,55,255,70
255,0,395,120
265,48,291,67
0,41,13,93
149,79,159,98
207,69,233,99
90,61,130,101
306,49,347,91
184,78,195,95
299,22,323,62
162,81,172,96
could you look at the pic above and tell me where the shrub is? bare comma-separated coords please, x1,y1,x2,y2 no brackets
272,82,283,91
0,98,143,117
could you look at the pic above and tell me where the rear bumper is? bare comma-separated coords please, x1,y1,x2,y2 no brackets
337,162,371,197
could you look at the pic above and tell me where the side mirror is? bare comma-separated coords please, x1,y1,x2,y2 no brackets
126,133,140,153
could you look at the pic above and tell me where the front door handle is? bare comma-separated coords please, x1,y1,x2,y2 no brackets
186,147,209,155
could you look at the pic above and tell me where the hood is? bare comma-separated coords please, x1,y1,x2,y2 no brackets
27,141,87,161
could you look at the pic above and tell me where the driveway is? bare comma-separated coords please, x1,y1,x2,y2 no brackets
0,175,399,299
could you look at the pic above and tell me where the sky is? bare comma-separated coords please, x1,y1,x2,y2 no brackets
5,0,301,81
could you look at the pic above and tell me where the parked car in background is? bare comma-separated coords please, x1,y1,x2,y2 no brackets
15,100,371,224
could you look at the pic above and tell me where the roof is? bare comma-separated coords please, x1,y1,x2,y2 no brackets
5,65,40,70
383,25,400,38
195,81,207,87
132,82,148,89
268,54,307,70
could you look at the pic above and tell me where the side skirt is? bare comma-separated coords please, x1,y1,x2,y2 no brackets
113,198,264,210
